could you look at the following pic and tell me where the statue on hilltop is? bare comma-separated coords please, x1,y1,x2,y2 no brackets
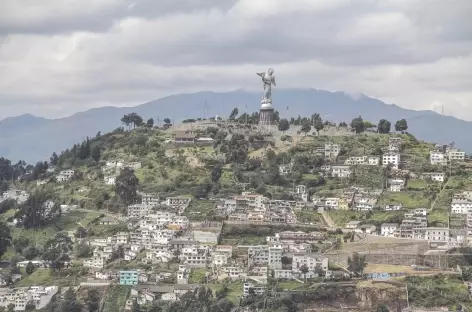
256,68,276,107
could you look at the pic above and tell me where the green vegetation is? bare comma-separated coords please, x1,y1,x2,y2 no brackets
102,285,131,312
378,191,432,209
406,275,472,310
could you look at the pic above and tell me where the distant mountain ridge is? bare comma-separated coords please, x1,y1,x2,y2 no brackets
0,88,470,162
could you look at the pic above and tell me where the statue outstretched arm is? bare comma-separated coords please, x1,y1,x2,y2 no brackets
256,72,265,77
271,76,276,86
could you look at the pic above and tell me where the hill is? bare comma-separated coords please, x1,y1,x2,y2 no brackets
2,119,472,311
1,88,472,163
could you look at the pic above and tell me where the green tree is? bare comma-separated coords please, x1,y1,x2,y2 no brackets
50,152,59,166
229,108,239,120
376,304,389,312
314,119,324,135
300,264,309,282
91,145,101,162
163,118,171,124
378,119,391,134
350,116,365,134
25,261,35,275
347,252,367,276
61,288,83,312
146,118,154,128
300,124,311,136
115,167,139,205
42,232,73,271
14,191,60,229
86,289,100,312
278,119,290,132
0,221,11,258
395,119,408,132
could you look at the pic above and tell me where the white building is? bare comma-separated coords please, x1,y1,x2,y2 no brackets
331,166,351,178
56,170,75,183
279,165,292,176
344,156,380,166
424,228,449,241
104,176,116,185
247,245,283,269
381,223,398,237
324,143,340,159
389,179,405,192
430,151,447,165
451,199,472,214
448,149,465,162
292,253,328,276
166,197,191,207
382,153,400,169
422,172,446,183
243,282,267,296
128,204,151,218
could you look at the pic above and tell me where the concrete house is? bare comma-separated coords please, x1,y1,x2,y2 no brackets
292,253,328,277
56,170,74,183
381,223,398,237
422,172,446,182
331,166,351,178
389,179,405,192
430,151,447,165
382,153,400,169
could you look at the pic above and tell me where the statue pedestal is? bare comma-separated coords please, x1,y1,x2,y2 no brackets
259,99,274,128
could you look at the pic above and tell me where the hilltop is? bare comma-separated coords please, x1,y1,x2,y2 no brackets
1,114,472,311
2,89,472,162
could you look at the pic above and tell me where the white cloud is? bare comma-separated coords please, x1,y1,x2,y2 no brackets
0,0,471,120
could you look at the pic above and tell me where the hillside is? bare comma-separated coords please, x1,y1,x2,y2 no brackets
2,117,472,311
2,89,472,162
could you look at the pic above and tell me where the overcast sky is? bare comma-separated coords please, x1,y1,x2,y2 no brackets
0,0,471,120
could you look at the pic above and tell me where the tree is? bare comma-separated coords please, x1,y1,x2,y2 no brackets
14,191,60,229
347,252,367,276
25,261,35,275
350,116,365,134
377,119,391,134
115,167,139,205
278,119,290,132
300,264,309,282
314,119,324,135
91,145,101,162
50,152,59,166
0,221,11,259
229,108,239,120
376,304,389,312
395,119,408,133
146,118,154,128
86,289,100,312
61,288,83,312
131,301,140,312
163,118,171,124
300,124,311,136
210,166,222,183
43,232,73,271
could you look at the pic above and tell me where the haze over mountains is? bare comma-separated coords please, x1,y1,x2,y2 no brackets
0,88,470,163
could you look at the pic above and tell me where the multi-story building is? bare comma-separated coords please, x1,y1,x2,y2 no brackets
56,170,75,183
119,270,138,285
166,197,191,207
451,199,472,214
140,193,160,207
331,166,351,178
344,156,380,166
388,137,402,151
324,143,340,159
424,228,449,241
127,204,151,218
243,282,267,296
292,253,328,276
430,151,447,165
422,172,446,183
448,148,466,162
177,265,190,284
382,153,400,169
388,179,405,192
381,223,398,237
247,245,283,269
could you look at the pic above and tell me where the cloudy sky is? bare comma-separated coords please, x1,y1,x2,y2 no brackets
0,0,471,120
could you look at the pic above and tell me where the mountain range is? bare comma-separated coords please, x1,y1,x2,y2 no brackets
0,88,470,163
